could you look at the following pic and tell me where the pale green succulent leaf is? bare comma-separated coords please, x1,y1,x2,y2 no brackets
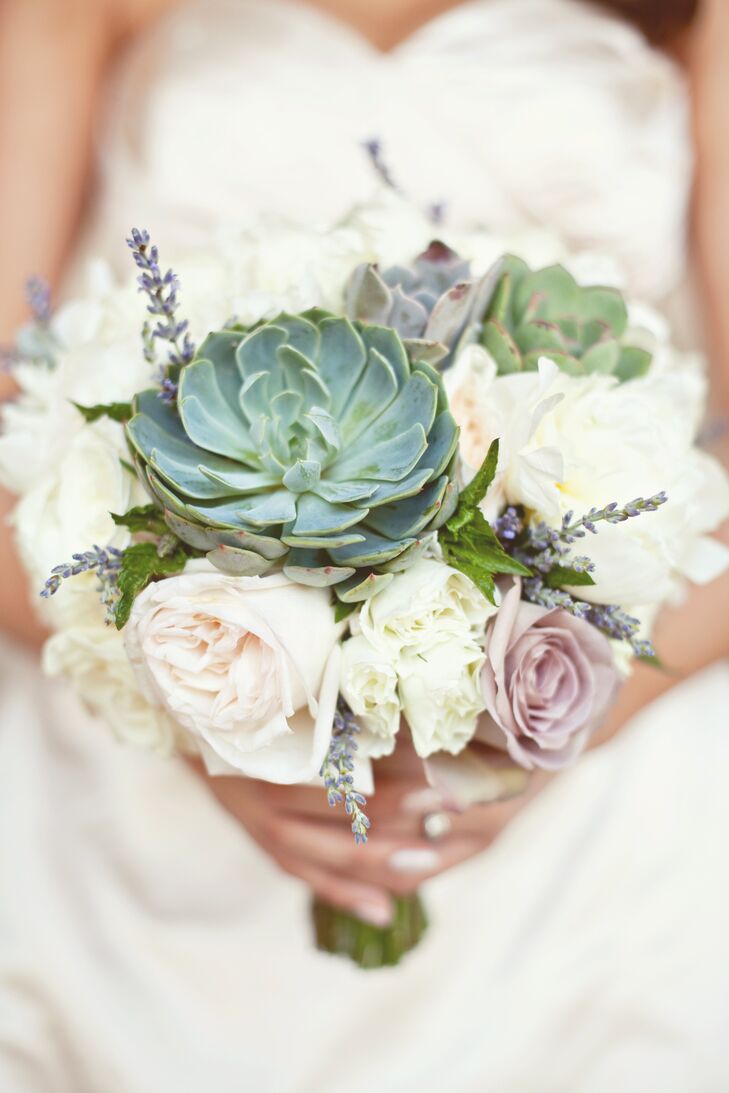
206,545,276,577
330,531,416,567
361,468,433,507
345,264,393,326
335,570,395,602
522,350,582,374
485,271,512,324
283,550,355,586
198,464,279,495
615,346,652,382
359,325,409,389
271,313,320,361
238,489,298,528
314,479,379,504
269,388,303,431
235,324,288,381
239,371,271,423
305,405,341,452
412,411,459,481
293,493,364,535
331,423,427,482
282,530,366,549
581,339,621,374
402,338,448,367
317,317,368,417
428,479,459,529
377,536,432,573
339,347,399,443
365,371,438,447
178,360,254,462
516,319,567,356
365,475,447,539
282,460,321,493
579,287,628,336
481,321,521,374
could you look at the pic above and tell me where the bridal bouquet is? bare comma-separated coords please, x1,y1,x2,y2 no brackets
3,198,728,968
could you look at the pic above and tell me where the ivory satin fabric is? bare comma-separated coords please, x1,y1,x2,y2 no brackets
2,2,728,1089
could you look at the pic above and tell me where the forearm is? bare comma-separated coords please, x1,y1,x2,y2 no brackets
691,0,729,417
0,0,115,639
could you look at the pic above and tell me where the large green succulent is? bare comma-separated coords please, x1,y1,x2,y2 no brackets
126,311,460,602
479,256,652,381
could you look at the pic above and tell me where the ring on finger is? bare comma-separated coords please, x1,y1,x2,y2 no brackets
422,811,453,841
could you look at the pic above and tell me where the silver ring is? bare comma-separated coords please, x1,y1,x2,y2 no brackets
422,811,453,841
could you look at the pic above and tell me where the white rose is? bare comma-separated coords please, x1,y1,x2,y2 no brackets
124,567,343,783
43,624,178,754
340,635,401,758
399,636,487,758
12,425,142,629
356,558,496,758
447,349,729,605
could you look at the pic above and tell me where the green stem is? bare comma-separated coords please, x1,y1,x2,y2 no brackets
311,891,428,969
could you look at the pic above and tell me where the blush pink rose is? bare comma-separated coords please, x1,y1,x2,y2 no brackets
478,579,619,771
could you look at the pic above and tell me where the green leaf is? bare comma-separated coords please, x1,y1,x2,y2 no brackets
73,400,133,424
334,599,358,623
440,505,532,605
456,439,500,516
111,504,168,536
114,542,188,629
439,442,531,602
543,565,596,589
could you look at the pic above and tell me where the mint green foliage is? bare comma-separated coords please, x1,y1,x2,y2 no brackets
73,401,133,424
114,541,189,629
439,440,531,603
126,311,460,600
479,257,652,381
111,504,169,536
543,564,595,589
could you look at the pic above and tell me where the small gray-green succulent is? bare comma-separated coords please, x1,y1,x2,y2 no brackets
478,255,652,381
346,241,489,368
126,310,460,602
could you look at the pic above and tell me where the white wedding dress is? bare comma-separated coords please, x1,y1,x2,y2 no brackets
2,1,729,1090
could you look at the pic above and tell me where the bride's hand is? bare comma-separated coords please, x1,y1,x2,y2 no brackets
193,744,547,928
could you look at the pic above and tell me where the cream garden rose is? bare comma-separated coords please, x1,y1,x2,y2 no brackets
124,566,343,783
352,558,497,758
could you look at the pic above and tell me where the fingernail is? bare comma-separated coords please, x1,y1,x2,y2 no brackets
389,848,441,874
401,788,446,814
355,900,393,928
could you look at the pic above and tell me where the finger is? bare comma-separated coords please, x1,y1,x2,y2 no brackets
263,847,394,928
265,810,484,889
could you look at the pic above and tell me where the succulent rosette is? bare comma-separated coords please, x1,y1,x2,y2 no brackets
346,241,494,368
479,255,653,381
126,310,460,602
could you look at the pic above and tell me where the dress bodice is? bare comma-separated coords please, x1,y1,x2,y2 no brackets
87,0,692,300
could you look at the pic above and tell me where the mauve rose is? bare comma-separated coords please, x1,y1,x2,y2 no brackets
477,579,619,771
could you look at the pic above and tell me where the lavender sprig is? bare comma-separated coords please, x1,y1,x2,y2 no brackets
126,228,195,398
320,700,371,845
26,276,52,325
495,493,669,658
362,137,400,192
562,492,668,539
2,276,58,370
41,545,124,623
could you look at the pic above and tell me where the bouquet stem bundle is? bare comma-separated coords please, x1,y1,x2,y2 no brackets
311,893,428,969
